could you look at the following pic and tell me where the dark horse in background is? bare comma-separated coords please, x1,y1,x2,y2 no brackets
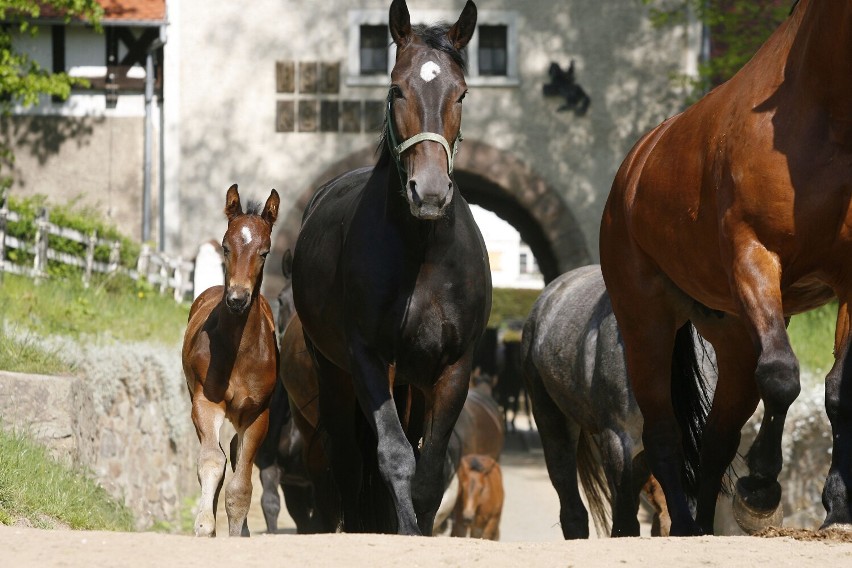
291,0,490,535
600,0,852,535
250,250,324,534
182,185,279,536
522,265,714,538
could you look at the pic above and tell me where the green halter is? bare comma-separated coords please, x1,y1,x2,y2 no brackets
385,89,463,188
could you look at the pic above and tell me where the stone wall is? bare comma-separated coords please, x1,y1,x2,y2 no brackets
0,340,195,530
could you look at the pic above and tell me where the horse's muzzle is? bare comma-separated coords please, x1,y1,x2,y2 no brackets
225,288,251,314
408,177,453,220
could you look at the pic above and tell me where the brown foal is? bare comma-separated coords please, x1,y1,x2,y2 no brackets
182,184,279,536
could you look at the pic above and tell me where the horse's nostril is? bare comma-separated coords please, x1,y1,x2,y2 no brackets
408,180,422,206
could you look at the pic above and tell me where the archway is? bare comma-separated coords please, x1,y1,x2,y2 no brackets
266,139,591,293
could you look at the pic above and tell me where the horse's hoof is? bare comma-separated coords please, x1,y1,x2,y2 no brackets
732,476,783,534
194,511,217,537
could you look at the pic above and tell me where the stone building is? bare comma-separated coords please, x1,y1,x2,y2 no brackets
6,0,700,293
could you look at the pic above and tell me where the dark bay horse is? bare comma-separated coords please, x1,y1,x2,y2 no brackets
182,185,279,536
291,0,490,535
600,0,852,535
522,265,713,538
251,249,326,534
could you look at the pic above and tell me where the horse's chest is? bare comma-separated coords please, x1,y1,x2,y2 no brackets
399,294,464,355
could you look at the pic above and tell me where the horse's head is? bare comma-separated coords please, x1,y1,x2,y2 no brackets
458,454,491,524
276,249,295,334
386,0,476,220
221,184,279,315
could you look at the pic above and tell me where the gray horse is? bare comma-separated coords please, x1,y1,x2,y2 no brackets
522,265,715,538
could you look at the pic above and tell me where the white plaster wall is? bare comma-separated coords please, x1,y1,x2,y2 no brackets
171,0,692,266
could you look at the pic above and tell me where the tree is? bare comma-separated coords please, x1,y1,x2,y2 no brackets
645,0,791,94
0,0,102,192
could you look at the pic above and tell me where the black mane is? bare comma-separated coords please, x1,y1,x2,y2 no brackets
376,22,467,167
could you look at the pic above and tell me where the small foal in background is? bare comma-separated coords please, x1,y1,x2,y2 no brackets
452,454,504,540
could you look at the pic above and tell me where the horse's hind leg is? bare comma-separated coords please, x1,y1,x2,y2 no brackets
525,366,588,538
226,409,270,537
601,258,699,535
822,299,852,527
191,399,227,537
600,429,640,537
691,317,760,534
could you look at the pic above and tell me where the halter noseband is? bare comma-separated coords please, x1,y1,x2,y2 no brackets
386,89,463,186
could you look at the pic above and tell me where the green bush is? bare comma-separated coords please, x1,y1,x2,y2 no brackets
2,195,141,278
0,272,188,346
488,287,542,329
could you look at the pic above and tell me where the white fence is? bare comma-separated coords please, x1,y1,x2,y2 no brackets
0,201,193,302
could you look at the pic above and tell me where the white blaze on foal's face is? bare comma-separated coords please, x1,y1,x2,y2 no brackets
241,226,253,245
420,61,441,82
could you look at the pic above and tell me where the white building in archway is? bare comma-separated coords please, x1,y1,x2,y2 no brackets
472,206,543,290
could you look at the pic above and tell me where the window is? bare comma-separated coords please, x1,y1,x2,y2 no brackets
478,25,507,76
359,25,388,75
519,252,529,274
347,10,518,87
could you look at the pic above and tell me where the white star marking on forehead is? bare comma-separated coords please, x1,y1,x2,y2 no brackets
241,226,253,245
420,61,441,82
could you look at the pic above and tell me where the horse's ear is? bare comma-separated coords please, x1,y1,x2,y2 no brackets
262,189,280,226
224,184,242,220
281,249,293,279
447,0,477,50
389,0,412,48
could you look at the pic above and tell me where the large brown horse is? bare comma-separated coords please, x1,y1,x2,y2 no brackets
600,0,852,535
291,0,490,535
182,185,279,536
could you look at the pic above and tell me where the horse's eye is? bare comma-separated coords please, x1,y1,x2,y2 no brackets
457,90,468,103
391,84,404,99
222,246,230,256
260,251,269,259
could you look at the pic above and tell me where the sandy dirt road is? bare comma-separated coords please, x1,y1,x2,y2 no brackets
5,428,852,567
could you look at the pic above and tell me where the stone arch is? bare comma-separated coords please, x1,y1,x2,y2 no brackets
267,139,591,293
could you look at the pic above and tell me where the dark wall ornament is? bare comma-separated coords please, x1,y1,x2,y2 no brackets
542,60,590,116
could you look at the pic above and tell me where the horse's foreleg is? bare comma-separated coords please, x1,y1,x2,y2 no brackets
226,409,270,537
411,359,471,535
822,298,852,527
727,244,799,533
191,398,227,537
258,463,282,533
255,380,287,534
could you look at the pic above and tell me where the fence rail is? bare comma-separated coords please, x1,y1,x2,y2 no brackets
0,201,194,302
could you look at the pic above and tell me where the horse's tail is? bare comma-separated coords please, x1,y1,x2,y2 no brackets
670,321,713,499
576,430,612,536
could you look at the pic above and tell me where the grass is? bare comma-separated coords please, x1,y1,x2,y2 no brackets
0,272,189,346
0,325,74,375
788,302,837,385
0,427,135,530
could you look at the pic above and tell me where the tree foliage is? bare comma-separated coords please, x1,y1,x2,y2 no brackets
644,0,791,93
0,1,102,107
